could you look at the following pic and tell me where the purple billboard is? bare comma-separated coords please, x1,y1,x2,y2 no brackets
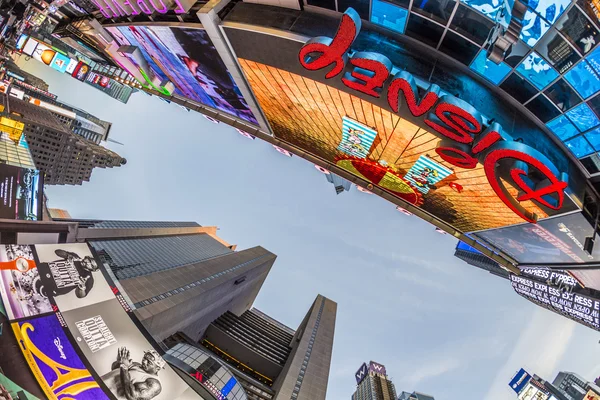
11,314,108,400
369,361,387,376
355,362,368,384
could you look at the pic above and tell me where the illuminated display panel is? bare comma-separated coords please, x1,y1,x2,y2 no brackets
515,53,559,90
0,165,43,221
49,53,72,73
105,26,257,125
470,51,511,84
15,34,28,50
21,38,37,56
238,58,551,232
31,41,56,66
370,0,408,34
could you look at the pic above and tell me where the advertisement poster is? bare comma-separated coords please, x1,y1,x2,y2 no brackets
49,53,72,73
21,39,37,56
0,165,43,221
15,34,28,51
31,41,56,66
34,244,115,313
65,58,79,75
0,245,52,320
73,61,90,81
105,26,257,125
12,314,109,400
474,212,600,264
62,299,200,400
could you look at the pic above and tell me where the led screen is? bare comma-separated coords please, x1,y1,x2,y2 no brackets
470,51,511,84
31,42,56,66
565,102,600,131
15,34,28,50
564,60,600,99
460,0,503,20
370,0,407,34
65,58,79,74
546,115,579,141
21,38,37,56
515,52,559,90
73,61,90,81
105,26,257,125
49,53,72,73
0,165,43,221
565,135,594,157
520,10,550,47
12,314,109,399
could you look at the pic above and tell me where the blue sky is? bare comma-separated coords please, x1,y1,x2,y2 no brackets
15,56,600,400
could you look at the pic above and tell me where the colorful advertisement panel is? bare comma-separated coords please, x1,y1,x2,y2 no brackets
11,314,108,400
0,165,43,221
511,274,600,330
12,79,58,100
223,9,586,235
66,58,79,75
31,41,56,66
105,25,257,125
49,53,72,73
355,362,368,384
0,245,52,320
509,368,531,395
15,34,28,51
72,61,90,81
474,212,600,264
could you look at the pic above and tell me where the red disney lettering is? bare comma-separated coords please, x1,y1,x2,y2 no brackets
298,8,361,79
342,52,392,97
435,145,478,169
387,71,440,116
425,96,483,144
483,142,568,223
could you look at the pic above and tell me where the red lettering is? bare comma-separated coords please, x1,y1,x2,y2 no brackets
472,125,502,154
449,182,463,193
298,10,360,79
435,146,477,169
342,53,392,97
425,99,482,144
387,72,439,116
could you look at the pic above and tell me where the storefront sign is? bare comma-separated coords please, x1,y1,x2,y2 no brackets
299,8,569,224
92,0,189,18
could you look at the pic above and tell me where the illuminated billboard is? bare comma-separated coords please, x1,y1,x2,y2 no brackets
509,368,531,395
105,25,257,125
21,38,38,56
355,362,368,384
72,61,90,81
0,165,43,221
15,34,28,50
65,58,79,74
31,41,56,66
49,53,72,73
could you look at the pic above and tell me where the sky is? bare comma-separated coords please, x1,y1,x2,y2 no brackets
14,55,600,400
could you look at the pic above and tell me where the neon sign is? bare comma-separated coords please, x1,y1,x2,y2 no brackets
299,8,568,224
92,0,187,18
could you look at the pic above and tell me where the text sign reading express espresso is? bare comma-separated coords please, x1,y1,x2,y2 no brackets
511,274,600,330
298,8,569,224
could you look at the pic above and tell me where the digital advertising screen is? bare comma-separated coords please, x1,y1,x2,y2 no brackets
21,38,38,56
15,34,28,51
31,41,56,66
49,53,72,73
0,165,43,221
65,58,79,74
105,25,257,125
222,7,588,248
72,61,90,81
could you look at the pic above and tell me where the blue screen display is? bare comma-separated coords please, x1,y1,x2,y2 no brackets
586,128,600,151
565,60,600,99
528,0,569,25
546,115,579,141
470,51,511,84
520,10,550,47
371,0,408,34
515,52,558,89
460,0,504,20
565,102,600,132
565,135,594,157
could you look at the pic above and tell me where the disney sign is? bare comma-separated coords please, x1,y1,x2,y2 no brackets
298,8,569,224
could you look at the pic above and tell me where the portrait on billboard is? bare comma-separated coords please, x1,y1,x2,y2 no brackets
105,25,257,125
34,244,114,313
0,245,52,320
0,165,43,221
11,314,108,400
62,299,199,400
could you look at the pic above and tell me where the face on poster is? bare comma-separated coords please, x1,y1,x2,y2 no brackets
0,165,42,221
11,314,108,400
105,25,257,125
34,244,114,313
0,245,52,320
62,299,200,400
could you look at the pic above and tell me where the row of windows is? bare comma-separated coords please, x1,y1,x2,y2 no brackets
134,253,272,308
290,299,325,400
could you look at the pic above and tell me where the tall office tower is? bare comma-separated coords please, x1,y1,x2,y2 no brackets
325,173,352,195
60,219,277,344
553,372,589,400
398,392,435,400
4,94,126,185
193,295,336,400
453,241,510,279
352,361,397,400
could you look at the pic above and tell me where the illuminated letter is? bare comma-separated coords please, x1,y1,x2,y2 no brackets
435,141,478,169
387,71,440,116
110,0,128,16
136,0,152,14
148,0,168,12
471,122,507,155
341,52,392,97
425,95,483,144
483,141,568,223
172,0,186,13
298,8,361,78
92,0,115,18
120,0,140,14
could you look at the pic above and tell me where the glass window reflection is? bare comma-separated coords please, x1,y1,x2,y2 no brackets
565,135,595,157
536,28,581,74
411,0,457,24
459,0,503,20
547,114,580,140
470,50,511,83
450,5,495,44
544,79,582,111
558,5,600,55
586,127,600,150
440,31,479,65
564,60,600,98
371,0,408,34
566,102,600,131
405,13,445,47
516,52,559,89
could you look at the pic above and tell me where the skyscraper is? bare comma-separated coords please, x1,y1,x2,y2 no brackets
194,295,336,400
553,372,589,400
325,173,352,195
352,361,396,400
3,94,126,185
398,392,435,400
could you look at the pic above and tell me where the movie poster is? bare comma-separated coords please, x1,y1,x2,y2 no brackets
34,244,115,313
62,299,199,400
0,245,52,320
11,314,108,400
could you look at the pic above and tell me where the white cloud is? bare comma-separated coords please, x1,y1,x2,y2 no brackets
401,358,462,387
484,308,576,400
